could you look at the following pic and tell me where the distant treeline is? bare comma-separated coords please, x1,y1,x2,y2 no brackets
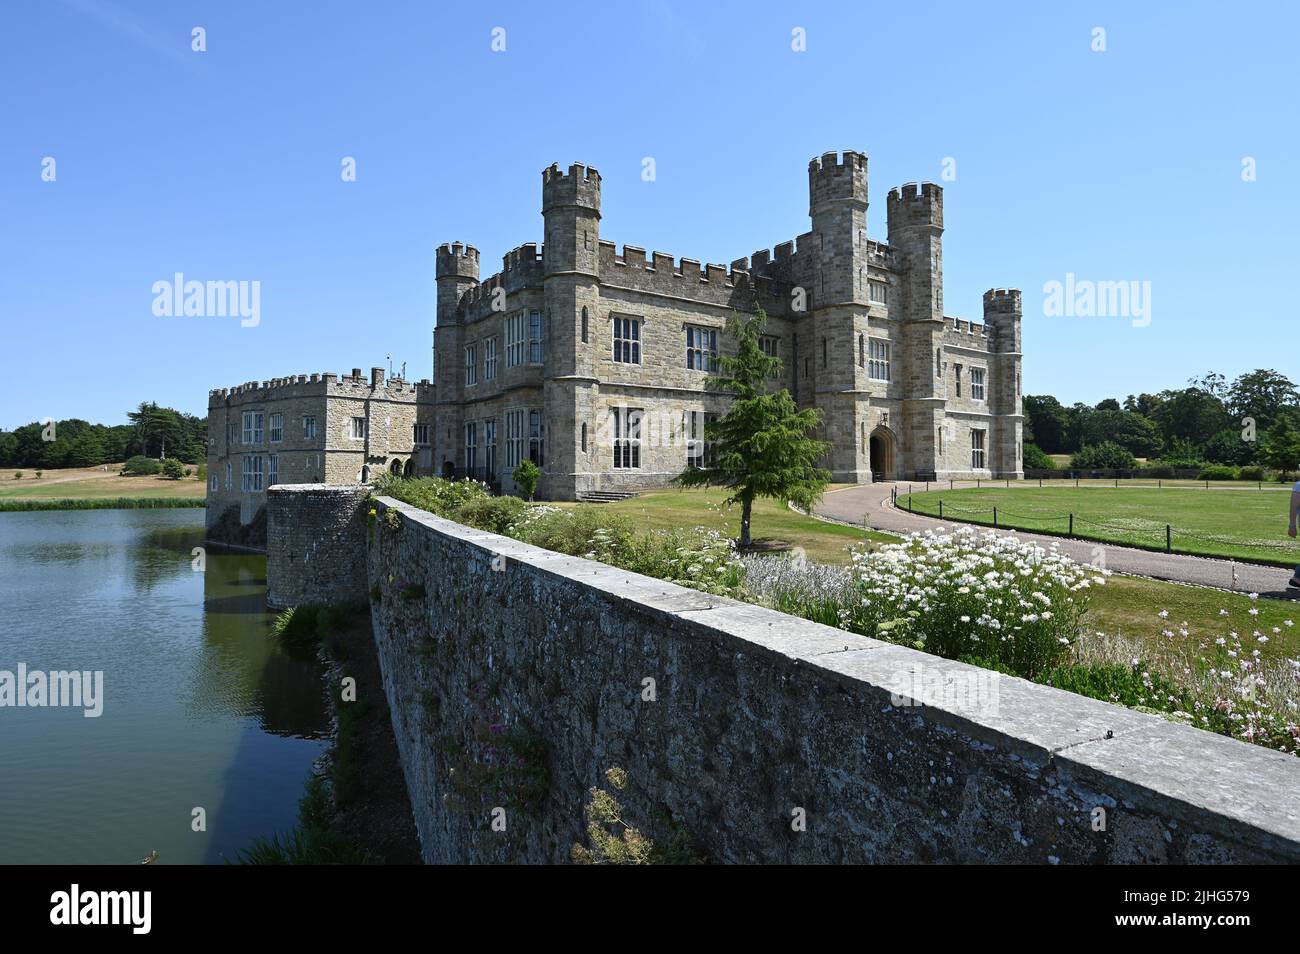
1025,369,1300,472
0,402,207,469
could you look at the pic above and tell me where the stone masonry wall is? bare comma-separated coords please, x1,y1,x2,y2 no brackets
364,495,1300,864
266,484,370,609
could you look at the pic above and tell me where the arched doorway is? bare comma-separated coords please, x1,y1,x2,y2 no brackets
869,426,897,482
389,458,404,475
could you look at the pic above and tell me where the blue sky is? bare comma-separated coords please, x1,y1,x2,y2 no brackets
1,0,1296,428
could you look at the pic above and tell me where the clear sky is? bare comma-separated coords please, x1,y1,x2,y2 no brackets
2,0,1296,428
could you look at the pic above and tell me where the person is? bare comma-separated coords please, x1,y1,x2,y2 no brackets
1289,479,1300,587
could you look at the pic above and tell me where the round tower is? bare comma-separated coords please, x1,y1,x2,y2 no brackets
542,163,601,276
435,242,479,320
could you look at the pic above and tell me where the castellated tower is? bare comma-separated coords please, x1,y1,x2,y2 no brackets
806,152,872,484
983,288,1024,476
542,163,602,499
433,242,479,478
887,182,946,478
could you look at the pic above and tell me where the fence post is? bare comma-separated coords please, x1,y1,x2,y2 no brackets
926,480,930,492
1115,478,1118,489
1158,479,1161,489
1068,513,1074,537
1075,477,1079,488
977,478,981,488
1039,478,1042,488
908,494,913,513
950,479,953,490
1166,524,1171,553
1205,480,1209,490
993,507,998,528
939,499,944,519
1006,478,1010,488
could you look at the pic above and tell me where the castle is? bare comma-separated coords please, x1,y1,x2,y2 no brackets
205,368,434,545
433,151,1023,500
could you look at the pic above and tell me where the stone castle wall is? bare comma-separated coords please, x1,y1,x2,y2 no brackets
265,484,371,609
356,492,1300,864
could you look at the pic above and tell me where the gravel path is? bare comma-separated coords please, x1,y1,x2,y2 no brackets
814,482,1300,600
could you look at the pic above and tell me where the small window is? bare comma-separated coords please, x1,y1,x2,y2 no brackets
955,363,963,397
413,423,430,446
971,367,986,402
505,410,524,468
686,326,718,371
821,337,827,369
303,416,317,440
581,421,588,453
971,429,986,469
614,316,641,364
464,422,478,471
528,310,543,364
210,475,219,491
241,411,263,445
484,337,498,381
869,281,888,304
350,417,367,440
858,334,865,369
241,455,264,492
686,411,716,469
506,314,525,368
268,453,278,487
268,413,283,443
528,409,545,465
935,348,942,377
581,307,589,344
867,339,891,381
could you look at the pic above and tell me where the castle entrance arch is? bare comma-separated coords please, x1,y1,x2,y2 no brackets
869,426,897,482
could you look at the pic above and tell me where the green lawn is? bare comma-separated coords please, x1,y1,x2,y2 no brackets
555,488,898,565
901,485,1299,566
557,487,1299,662
0,465,205,502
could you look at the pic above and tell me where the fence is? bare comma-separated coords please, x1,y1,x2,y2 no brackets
887,486,1299,564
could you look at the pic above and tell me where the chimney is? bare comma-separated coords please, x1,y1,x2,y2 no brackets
371,367,385,387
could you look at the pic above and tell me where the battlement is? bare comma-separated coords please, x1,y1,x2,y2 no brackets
541,162,601,211
809,150,868,211
436,242,480,280
864,239,893,264
598,240,758,287
983,287,1023,315
502,243,542,272
947,317,987,337
209,369,432,404
886,181,944,231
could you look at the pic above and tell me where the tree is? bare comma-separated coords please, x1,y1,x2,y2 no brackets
1095,398,1121,412
1262,420,1300,479
1152,386,1230,448
674,309,830,548
1023,395,1070,453
512,460,540,501
161,458,186,480
1227,369,1299,433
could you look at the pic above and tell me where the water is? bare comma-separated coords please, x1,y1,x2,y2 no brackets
0,509,329,864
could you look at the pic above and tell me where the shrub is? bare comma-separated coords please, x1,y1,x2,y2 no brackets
1022,443,1055,470
1238,465,1265,481
161,458,186,480
513,460,541,500
1043,662,1187,712
1146,465,1175,478
34,470,42,479
121,455,162,476
11,472,20,480
372,474,491,518
1197,464,1239,481
511,505,635,560
1069,441,1135,470
845,528,1103,678
454,495,528,535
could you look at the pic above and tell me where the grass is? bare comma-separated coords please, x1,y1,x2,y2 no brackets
552,487,898,564
553,487,1296,659
900,485,1300,566
0,464,205,507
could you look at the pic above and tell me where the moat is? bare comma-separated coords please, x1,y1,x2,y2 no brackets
0,508,327,864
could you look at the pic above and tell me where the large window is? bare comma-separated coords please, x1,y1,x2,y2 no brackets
869,281,889,304
350,416,367,440
241,411,263,445
686,325,718,371
464,422,478,471
506,314,525,368
528,310,543,364
241,455,263,492
867,339,891,381
484,419,497,476
612,407,642,469
505,410,525,468
613,316,641,364
484,337,498,381
413,423,430,446
686,411,716,469
268,413,283,443
464,343,478,386
971,429,986,469
970,367,986,402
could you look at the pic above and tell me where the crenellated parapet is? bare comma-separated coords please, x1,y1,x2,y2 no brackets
596,240,788,310
887,182,944,233
541,162,601,213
